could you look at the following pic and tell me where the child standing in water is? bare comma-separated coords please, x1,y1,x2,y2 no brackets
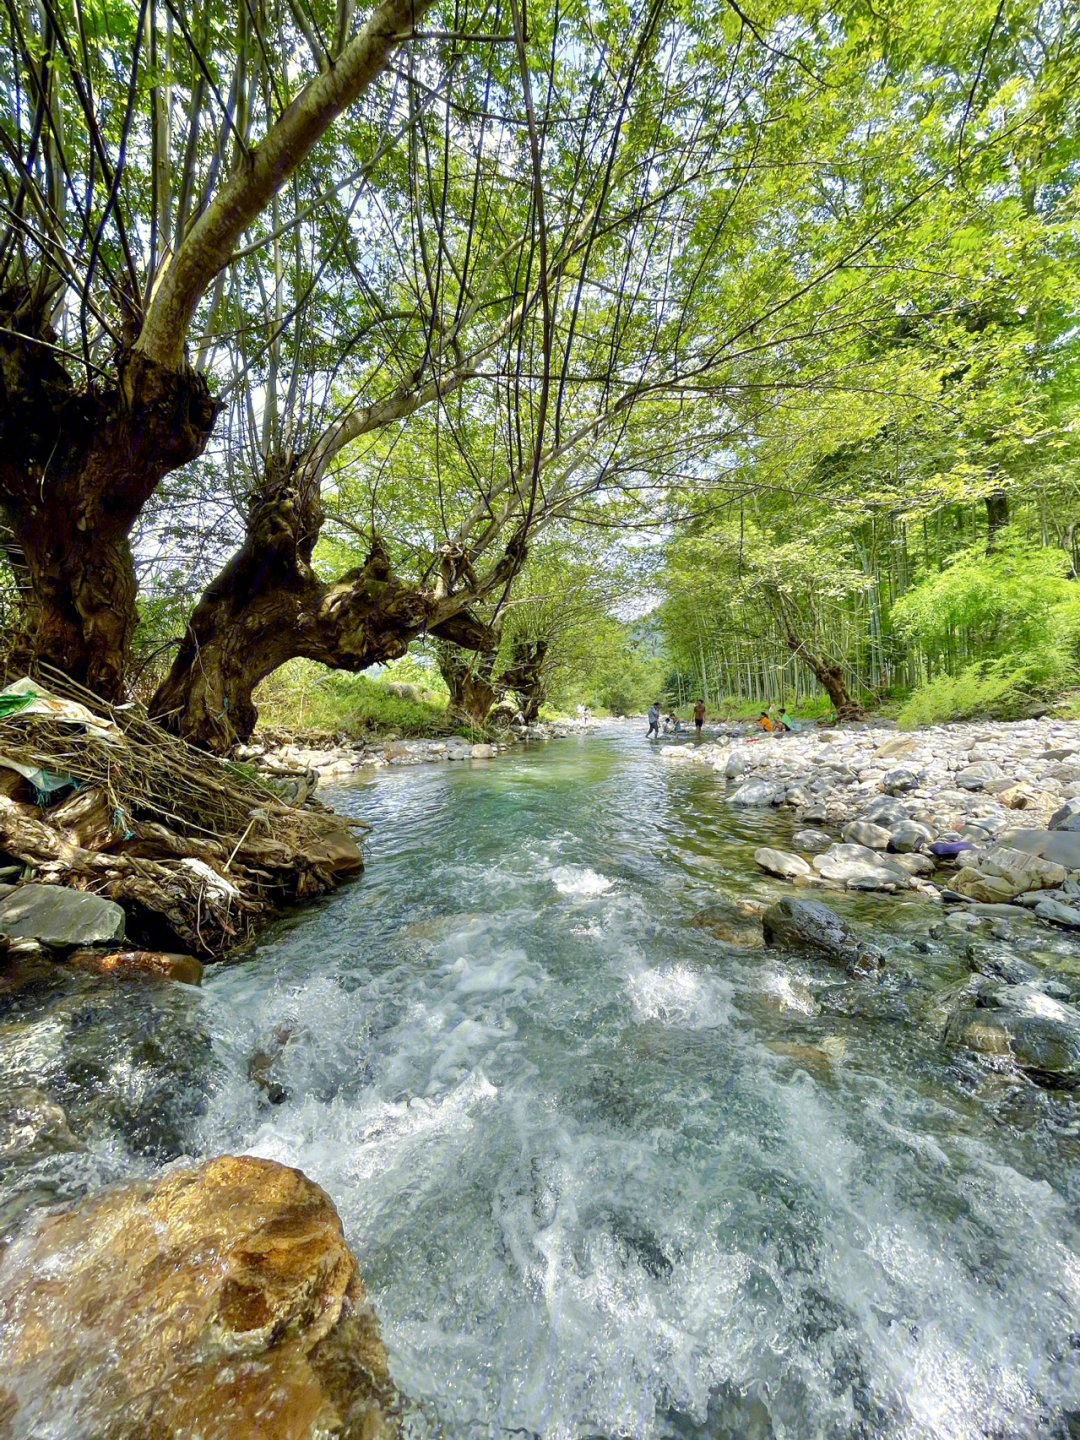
646,701,660,738
693,699,706,736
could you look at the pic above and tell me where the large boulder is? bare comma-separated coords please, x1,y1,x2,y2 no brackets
0,1155,396,1440
753,847,812,881
946,986,1080,1088
812,843,911,890
1000,828,1080,872
0,884,124,948
761,896,884,975
950,867,1020,904
730,780,779,806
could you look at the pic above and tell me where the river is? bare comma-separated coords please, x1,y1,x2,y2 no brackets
5,725,1080,1438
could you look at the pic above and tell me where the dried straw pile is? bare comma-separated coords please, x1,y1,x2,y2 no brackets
0,668,368,958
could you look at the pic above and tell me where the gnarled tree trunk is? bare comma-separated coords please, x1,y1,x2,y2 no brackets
499,639,548,723
0,288,218,697
800,651,866,721
436,637,501,728
150,461,518,751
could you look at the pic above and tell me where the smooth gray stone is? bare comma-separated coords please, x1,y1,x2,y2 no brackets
1035,899,1080,929
880,767,919,795
730,780,779,806
791,828,833,853
863,796,909,826
0,884,125,948
842,820,892,850
955,762,1006,790
754,847,811,880
888,819,935,853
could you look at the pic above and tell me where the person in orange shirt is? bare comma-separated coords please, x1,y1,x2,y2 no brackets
756,711,773,732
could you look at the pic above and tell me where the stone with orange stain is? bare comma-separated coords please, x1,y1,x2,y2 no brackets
67,947,204,985
0,1155,397,1440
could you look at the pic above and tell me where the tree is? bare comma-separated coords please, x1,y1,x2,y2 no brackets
4,0,1077,750
1,0,441,697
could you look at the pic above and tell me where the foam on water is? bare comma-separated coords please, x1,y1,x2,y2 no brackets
550,864,614,897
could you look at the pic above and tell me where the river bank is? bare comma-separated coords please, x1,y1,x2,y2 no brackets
239,718,574,787
5,721,1080,1438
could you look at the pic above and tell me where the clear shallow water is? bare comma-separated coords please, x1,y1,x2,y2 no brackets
6,726,1080,1438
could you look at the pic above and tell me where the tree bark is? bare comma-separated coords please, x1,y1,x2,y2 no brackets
499,639,548,722
149,462,518,750
436,639,500,728
0,288,219,697
985,488,1008,553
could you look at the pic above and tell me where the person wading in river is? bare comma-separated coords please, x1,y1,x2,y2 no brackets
693,699,706,737
646,701,661,739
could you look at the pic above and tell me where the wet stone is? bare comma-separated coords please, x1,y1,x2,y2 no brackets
761,896,884,976
0,1155,398,1440
791,828,833,852
0,884,125,949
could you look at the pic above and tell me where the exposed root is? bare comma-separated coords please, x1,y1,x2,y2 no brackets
0,667,367,958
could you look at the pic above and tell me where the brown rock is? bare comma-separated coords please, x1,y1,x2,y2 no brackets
67,948,204,986
950,867,1018,903
0,1155,397,1440
996,785,1036,810
299,829,365,877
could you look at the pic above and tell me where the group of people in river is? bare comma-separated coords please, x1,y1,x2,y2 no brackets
645,700,797,739
647,699,708,739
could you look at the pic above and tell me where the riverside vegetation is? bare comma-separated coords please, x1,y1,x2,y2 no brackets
1,0,1080,1434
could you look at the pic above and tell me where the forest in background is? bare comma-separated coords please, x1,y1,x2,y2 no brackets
1,0,1078,739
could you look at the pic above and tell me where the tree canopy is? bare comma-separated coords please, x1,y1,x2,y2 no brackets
1,0,1077,737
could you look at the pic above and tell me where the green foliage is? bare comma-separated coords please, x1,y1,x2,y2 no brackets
892,533,1080,689
582,635,666,716
894,664,1034,728
255,661,449,737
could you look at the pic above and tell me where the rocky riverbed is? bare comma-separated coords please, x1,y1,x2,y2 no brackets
661,716,1080,927
9,718,1080,1438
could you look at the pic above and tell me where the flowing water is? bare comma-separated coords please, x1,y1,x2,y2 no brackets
5,725,1080,1439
